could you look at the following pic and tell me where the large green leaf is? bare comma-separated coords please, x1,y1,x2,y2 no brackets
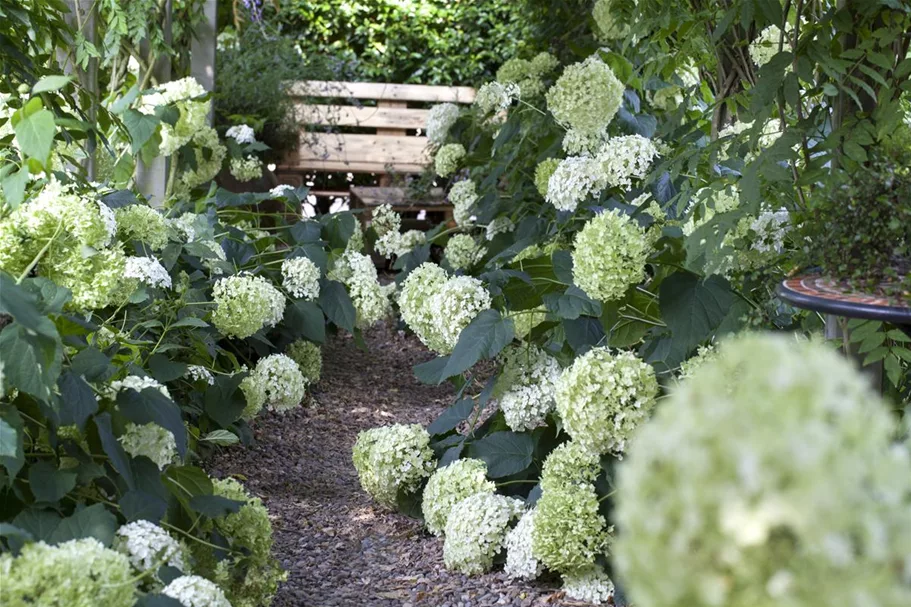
117,388,188,458
564,317,606,353
121,489,168,523
0,273,56,337
425,310,515,384
427,399,475,436
467,431,534,478
123,109,160,154
49,503,117,546
56,371,98,430
32,75,72,94
148,354,188,383
1,164,29,209
12,509,62,542
163,465,214,512
285,300,326,343
92,413,134,489
0,407,25,479
188,495,245,518
27,460,77,503
0,321,62,401
659,272,736,355
543,286,602,320
14,108,56,162
204,373,248,427
318,280,356,332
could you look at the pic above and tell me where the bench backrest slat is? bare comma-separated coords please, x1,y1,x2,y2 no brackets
295,103,430,130
287,80,476,103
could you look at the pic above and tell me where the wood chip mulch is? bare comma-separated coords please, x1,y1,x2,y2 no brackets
206,324,595,607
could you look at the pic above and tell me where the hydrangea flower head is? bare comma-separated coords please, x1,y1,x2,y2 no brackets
533,482,609,574
110,374,172,399
114,520,185,575
398,262,450,352
115,205,169,250
175,127,227,195
540,440,601,492
505,507,542,579
593,0,629,41
443,493,525,574
596,135,660,191
615,332,911,607
186,365,215,385
474,81,518,115
496,52,559,98
572,208,649,301
253,353,307,412
281,256,320,300
124,255,172,289
495,345,561,431
211,274,285,339
546,56,624,137
226,124,256,144
546,156,607,212
332,251,391,328
426,103,460,144
162,575,231,607
1,538,136,606
534,158,561,197
229,156,262,182
563,566,615,604
434,143,466,177
485,216,515,241
433,275,492,354
421,458,496,536
119,422,179,470
370,203,401,238
448,180,478,227
286,339,322,383
554,347,658,454
444,233,485,270
352,424,435,509
749,24,786,67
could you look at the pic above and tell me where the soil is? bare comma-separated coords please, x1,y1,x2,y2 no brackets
206,324,593,607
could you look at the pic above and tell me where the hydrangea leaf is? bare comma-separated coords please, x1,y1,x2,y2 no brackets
55,371,98,431
117,388,188,458
148,354,188,383
467,431,535,478
31,74,72,94
70,347,112,382
122,109,161,154
120,489,168,523
543,286,603,320
14,108,56,161
318,280,356,332
0,321,63,402
439,310,515,382
658,272,736,355
27,460,77,503
11,508,62,542
136,595,185,607
188,495,245,518
163,466,214,513
427,398,475,436
285,300,326,344
564,317,606,353
92,412,134,489
0,407,25,479
48,503,117,546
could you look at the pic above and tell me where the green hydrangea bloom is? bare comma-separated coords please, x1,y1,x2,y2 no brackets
540,441,601,493
572,209,649,302
532,482,610,575
496,52,560,98
434,143,466,177
421,458,496,536
211,274,286,339
115,205,169,250
175,126,227,197
510,305,547,340
534,158,561,198
593,0,629,41
398,262,450,352
443,493,525,574
352,423,435,509
444,233,485,270
286,339,322,383
614,333,911,607
1,538,137,606
554,347,658,455
546,56,624,137
239,372,266,421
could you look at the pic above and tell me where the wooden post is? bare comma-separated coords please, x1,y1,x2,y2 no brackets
190,0,218,124
136,1,172,207
375,100,407,187
60,0,98,180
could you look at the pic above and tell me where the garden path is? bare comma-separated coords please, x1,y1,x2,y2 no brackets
207,324,589,607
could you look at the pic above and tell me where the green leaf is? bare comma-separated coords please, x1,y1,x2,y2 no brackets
438,310,515,382
32,75,72,94
290,220,323,243
321,213,356,249
0,321,63,401
467,431,534,478
136,595,184,607
70,347,112,382
120,489,168,523
117,388,187,458
56,371,98,431
14,108,56,162
122,109,160,154
188,495,245,518
28,460,77,503
12,509,62,542
204,373,248,428
1,164,29,209
318,280,356,332
200,430,240,446
0,523,34,553
285,300,326,343
543,286,602,320
163,466,213,510
0,273,55,336
413,355,451,385
93,413,134,488
0,407,24,479
564,317,606,353
659,272,735,355
49,503,117,546
148,354,188,383
170,317,209,329
427,399,474,436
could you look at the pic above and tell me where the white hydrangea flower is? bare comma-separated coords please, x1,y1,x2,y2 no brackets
562,128,609,155
139,77,206,112
119,422,178,470
562,567,615,604
434,275,492,354
421,458,496,536
448,180,478,227
269,184,295,197
397,262,450,352
572,208,649,301
434,143,466,177
496,345,561,432
96,201,117,246
114,520,185,574
596,135,660,191
185,365,215,385
162,575,231,607
504,508,542,580
615,333,911,607
749,24,786,67
540,441,601,493
682,186,741,236
211,274,286,339
546,55,624,137
444,233,485,270
229,156,262,182
333,251,392,328
110,375,172,400
474,81,519,115
253,353,307,412
533,482,610,574
426,103,460,144
370,203,401,237
124,256,172,289
485,216,514,241
352,424,435,509
281,256,320,300
750,206,789,254
226,124,256,144
555,348,658,455
546,156,607,212
443,493,526,574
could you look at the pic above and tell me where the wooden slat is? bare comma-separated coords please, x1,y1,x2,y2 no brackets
295,104,430,129
350,186,448,207
294,133,431,169
276,160,429,174
288,80,476,103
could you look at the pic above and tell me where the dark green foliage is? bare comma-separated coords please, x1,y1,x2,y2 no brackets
803,146,911,291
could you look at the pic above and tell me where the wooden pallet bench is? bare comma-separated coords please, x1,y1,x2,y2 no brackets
274,80,475,226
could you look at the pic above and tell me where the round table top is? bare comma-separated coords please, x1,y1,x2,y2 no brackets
777,275,911,325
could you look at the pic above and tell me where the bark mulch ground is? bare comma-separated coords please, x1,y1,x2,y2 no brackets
207,324,593,607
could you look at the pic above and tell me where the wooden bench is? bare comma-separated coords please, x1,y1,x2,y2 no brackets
274,80,475,226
